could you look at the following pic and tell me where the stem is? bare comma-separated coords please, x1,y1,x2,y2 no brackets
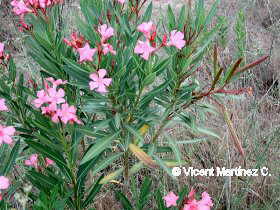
59,123,80,210
124,150,129,184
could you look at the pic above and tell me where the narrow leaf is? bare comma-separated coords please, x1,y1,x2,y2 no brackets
129,144,157,169
81,132,119,164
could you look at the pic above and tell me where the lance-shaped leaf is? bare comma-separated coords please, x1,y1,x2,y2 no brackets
233,55,269,76
1,140,20,175
204,0,220,26
81,132,119,164
164,133,182,166
210,67,224,90
222,58,243,86
213,45,218,76
152,155,177,180
221,105,245,157
115,191,133,210
178,5,186,31
25,140,72,180
155,189,168,210
167,5,176,30
82,175,104,208
91,153,123,176
125,125,145,144
140,2,153,23
27,170,61,193
137,177,152,209
128,144,157,169
99,168,124,185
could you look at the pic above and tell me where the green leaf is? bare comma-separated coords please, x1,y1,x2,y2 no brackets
63,57,89,87
2,140,20,175
205,0,220,26
125,125,144,145
91,153,123,176
25,140,72,180
27,170,61,192
77,154,101,198
143,72,156,86
137,177,152,209
79,120,111,137
152,155,177,180
82,175,104,208
164,133,182,166
153,57,171,76
155,189,167,210
140,2,153,23
194,0,205,30
115,191,133,210
178,186,189,206
167,5,176,30
176,138,208,144
178,5,186,31
8,58,17,82
196,127,221,140
222,58,243,85
81,132,119,164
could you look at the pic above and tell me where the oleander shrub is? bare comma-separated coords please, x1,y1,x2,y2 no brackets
0,0,268,209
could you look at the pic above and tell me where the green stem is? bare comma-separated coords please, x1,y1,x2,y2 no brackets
59,123,80,210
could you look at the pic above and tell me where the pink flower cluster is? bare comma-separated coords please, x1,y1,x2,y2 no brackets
32,77,82,124
0,98,16,146
64,32,85,49
0,175,9,201
0,176,10,190
25,154,54,169
0,96,14,195
10,0,63,31
117,0,125,4
163,188,213,210
65,24,116,63
0,43,10,64
134,21,186,60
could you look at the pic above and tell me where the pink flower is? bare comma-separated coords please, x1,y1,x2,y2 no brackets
41,103,57,115
134,40,155,60
89,69,112,93
117,0,125,3
0,125,16,145
163,191,179,207
64,32,85,49
0,176,10,190
11,0,32,15
183,189,213,210
167,30,186,49
0,99,8,111
45,158,54,167
39,0,52,8
56,103,82,124
25,154,39,169
47,88,65,105
46,77,67,88
137,21,156,39
102,43,116,55
77,43,96,62
0,43,4,58
33,90,50,108
98,24,114,43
